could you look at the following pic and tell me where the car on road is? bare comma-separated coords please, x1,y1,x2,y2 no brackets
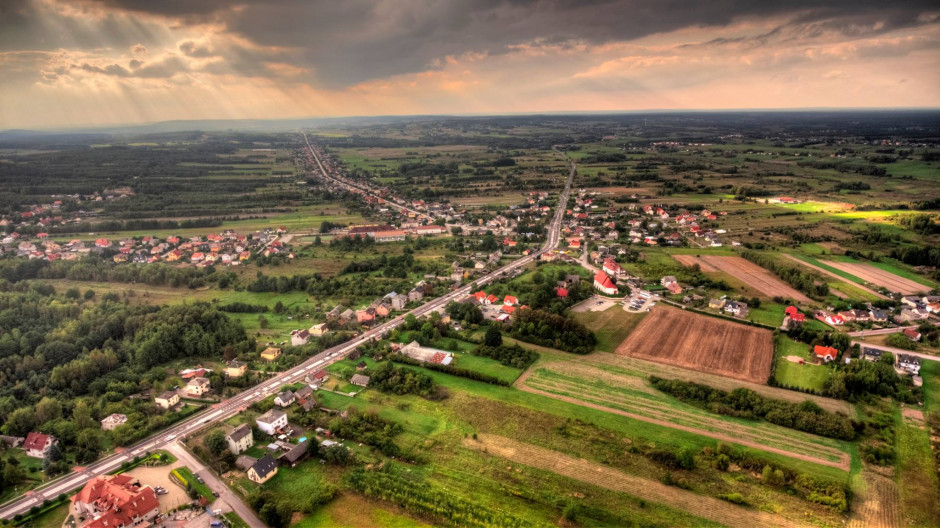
212,491,219,497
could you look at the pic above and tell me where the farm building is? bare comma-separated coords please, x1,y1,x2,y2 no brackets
400,341,454,365
350,374,371,387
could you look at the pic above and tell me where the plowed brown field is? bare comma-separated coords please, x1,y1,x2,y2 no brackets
820,261,927,295
699,256,812,302
615,306,773,384
464,433,815,528
672,254,718,272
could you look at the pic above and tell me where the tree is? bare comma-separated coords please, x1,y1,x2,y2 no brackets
483,326,503,347
3,408,35,437
3,463,24,485
676,447,695,470
205,430,228,457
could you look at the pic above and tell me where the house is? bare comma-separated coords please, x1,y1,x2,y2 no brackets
897,353,922,375
899,308,929,322
862,347,884,362
814,345,838,363
235,455,258,471
784,306,805,323
256,409,288,435
870,309,888,323
375,303,392,318
309,323,329,337
100,414,127,431
306,370,329,387
400,341,454,365
23,432,57,458
504,295,518,306
277,440,310,467
247,454,278,484
724,301,748,318
356,308,376,324
295,385,314,402
709,298,726,310
261,347,282,361
291,329,310,346
225,360,247,378
660,276,677,287
72,475,159,528
226,424,253,455
350,374,371,387
903,328,922,341
593,271,618,295
154,391,179,410
603,259,624,277
471,291,487,304
408,288,424,302
390,294,407,310
666,282,683,295
275,391,296,407
0,436,23,449
184,377,211,397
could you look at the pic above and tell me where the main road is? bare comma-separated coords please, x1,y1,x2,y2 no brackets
0,144,575,522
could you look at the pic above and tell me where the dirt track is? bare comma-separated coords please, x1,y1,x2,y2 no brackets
615,305,773,384
820,260,928,295
700,256,812,302
464,433,817,528
782,255,890,300
513,367,850,471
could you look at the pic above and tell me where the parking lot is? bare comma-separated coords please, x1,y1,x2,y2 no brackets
571,296,618,313
623,290,658,313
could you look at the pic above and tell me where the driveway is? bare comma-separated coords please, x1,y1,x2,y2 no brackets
122,461,188,513
165,442,266,528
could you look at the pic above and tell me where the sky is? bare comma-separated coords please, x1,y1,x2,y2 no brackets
1,0,938,129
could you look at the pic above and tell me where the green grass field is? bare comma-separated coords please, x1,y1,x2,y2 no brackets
172,466,214,501
896,418,940,526
572,306,647,353
921,360,940,414
772,335,832,392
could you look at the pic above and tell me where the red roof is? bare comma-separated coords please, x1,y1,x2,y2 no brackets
472,291,486,301
504,295,518,305
486,294,499,304
593,271,617,291
785,306,798,317
814,345,838,359
501,305,516,314
73,475,159,528
24,432,51,451
556,287,568,297
429,352,447,364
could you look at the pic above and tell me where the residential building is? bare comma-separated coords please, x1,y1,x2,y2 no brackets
274,391,296,407
247,454,278,484
256,409,288,435
261,347,281,361
814,345,838,363
309,323,329,336
23,432,56,458
154,391,179,410
225,360,247,378
226,424,253,455
290,329,310,346
184,377,211,397
305,370,329,387
898,353,922,375
724,301,748,318
100,414,127,431
350,374,371,387
72,475,159,528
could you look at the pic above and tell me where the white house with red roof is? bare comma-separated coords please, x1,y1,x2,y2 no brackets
23,432,56,458
602,258,624,277
593,271,618,295
72,474,159,528
503,295,518,306
814,345,838,363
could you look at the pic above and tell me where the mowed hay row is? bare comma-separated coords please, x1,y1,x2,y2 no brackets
464,434,815,528
847,472,899,528
820,261,927,295
672,254,718,272
615,306,773,384
699,256,812,302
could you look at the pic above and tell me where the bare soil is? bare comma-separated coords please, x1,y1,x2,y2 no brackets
782,255,889,300
672,254,718,272
699,256,812,302
614,305,774,384
820,261,928,295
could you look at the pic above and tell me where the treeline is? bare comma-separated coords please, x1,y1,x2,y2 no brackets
389,355,510,386
889,245,940,268
330,409,403,457
471,344,538,369
740,251,829,297
14,216,233,237
510,308,596,354
217,302,268,313
0,255,220,288
649,377,857,440
341,253,415,278
368,362,439,398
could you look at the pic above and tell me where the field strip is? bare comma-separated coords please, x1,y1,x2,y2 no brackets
820,260,928,295
846,471,899,528
699,256,812,302
581,353,853,414
463,433,815,528
525,369,846,462
515,369,851,471
672,254,718,272
782,255,889,300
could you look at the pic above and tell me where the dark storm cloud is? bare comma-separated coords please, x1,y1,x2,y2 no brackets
79,0,939,87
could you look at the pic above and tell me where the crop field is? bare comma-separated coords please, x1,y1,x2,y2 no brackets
615,306,774,384
847,472,900,528
464,434,814,528
517,360,850,469
698,256,812,302
672,253,718,272
820,260,931,295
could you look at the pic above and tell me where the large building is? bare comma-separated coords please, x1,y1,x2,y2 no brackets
256,409,288,435
593,271,618,295
72,474,160,528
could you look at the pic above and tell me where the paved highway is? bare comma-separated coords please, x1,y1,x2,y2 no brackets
0,145,575,521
